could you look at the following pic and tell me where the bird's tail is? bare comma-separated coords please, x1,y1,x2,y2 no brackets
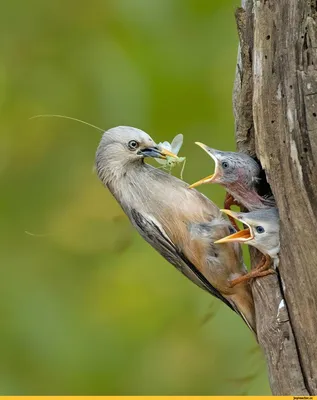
229,289,257,336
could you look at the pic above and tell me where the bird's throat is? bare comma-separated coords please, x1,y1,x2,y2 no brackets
226,183,267,211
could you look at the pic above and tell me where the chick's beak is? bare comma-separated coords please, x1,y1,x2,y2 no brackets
188,174,214,189
188,142,218,189
140,146,178,159
214,209,253,243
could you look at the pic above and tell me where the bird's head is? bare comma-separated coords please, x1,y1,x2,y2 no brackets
214,208,280,256
96,126,177,183
189,143,260,189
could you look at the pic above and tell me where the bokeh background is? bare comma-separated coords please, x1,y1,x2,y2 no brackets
0,0,271,395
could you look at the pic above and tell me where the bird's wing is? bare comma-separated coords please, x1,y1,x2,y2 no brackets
129,208,235,312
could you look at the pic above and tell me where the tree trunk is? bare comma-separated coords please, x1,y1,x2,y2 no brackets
233,0,317,395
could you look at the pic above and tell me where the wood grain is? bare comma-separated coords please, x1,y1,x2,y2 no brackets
233,0,317,394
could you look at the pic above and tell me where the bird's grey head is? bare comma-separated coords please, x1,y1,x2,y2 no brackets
215,208,280,258
95,126,174,184
189,142,261,189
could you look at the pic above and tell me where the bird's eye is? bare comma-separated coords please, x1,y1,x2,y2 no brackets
255,226,265,234
222,161,229,169
228,226,236,234
128,140,139,150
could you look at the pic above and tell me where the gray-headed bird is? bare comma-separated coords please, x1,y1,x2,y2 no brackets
214,208,280,287
96,126,256,332
189,143,275,214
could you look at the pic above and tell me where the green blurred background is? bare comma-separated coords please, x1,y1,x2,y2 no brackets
0,0,271,395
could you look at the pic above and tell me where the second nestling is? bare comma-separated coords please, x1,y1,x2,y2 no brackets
215,208,280,287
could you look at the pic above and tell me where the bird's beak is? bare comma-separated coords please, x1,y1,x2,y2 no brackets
214,209,254,243
140,146,178,159
188,142,219,189
188,174,215,189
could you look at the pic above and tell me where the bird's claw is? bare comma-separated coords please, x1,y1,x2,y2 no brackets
224,193,240,231
229,254,275,288
224,193,240,209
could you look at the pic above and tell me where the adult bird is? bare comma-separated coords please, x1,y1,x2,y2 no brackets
189,143,275,215
95,126,256,332
214,208,280,286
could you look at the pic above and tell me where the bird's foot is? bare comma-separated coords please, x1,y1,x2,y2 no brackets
224,193,240,209
224,193,240,231
229,254,275,287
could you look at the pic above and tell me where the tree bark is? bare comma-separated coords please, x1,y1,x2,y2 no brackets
233,0,317,395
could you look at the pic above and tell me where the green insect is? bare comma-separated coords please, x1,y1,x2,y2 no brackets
164,155,187,179
155,134,186,179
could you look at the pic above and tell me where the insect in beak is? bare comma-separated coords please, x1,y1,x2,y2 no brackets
140,147,178,159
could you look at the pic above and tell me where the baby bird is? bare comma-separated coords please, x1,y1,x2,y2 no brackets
215,208,280,287
96,126,256,332
189,143,275,213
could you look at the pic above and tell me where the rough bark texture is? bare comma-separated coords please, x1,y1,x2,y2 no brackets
233,0,317,395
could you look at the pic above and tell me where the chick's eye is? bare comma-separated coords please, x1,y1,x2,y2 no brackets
222,161,229,169
228,226,236,234
256,226,265,234
128,140,139,150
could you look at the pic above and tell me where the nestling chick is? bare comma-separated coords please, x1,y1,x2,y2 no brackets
215,208,280,287
96,126,256,332
189,143,275,212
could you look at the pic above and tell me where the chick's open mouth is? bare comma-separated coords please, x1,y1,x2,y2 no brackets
188,142,220,189
214,210,254,244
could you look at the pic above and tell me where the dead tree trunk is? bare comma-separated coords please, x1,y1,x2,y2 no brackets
233,0,317,395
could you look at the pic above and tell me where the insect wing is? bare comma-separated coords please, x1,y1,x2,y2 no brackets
156,141,172,164
170,134,183,155
158,141,172,152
